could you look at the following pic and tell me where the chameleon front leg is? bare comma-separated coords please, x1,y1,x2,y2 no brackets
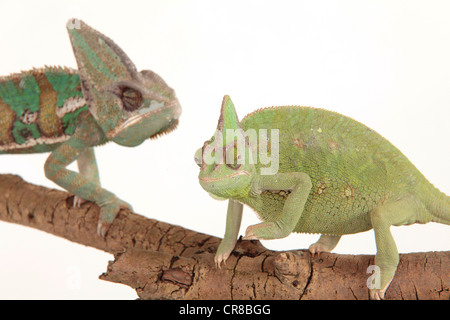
74,147,100,207
215,199,243,268
44,114,130,236
244,172,312,240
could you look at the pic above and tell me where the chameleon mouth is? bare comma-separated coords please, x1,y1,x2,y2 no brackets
118,113,145,130
106,100,180,139
105,111,150,139
149,119,179,140
199,170,251,182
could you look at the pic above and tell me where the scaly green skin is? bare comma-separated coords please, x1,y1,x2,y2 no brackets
195,95,449,300
0,19,181,236
0,67,88,153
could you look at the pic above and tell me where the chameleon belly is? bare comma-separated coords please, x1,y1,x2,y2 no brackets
0,67,88,154
240,106,425,235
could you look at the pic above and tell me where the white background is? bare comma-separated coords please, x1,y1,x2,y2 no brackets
0,0,448,299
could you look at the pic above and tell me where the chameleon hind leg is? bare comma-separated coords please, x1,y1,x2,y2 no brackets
309,234,341,257
369,194,422,300
44,113,131,236
74,147,100,207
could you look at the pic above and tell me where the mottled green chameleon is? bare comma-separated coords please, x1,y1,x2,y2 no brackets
0,19,181,236
195,95,449,299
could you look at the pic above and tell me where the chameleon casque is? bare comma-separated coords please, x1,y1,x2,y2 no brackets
0,19,181,236
195,95,449,300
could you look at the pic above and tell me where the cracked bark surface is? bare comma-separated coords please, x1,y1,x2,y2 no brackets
0,174,448,300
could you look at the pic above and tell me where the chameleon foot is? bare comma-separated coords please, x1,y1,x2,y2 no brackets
369,280,392,300
215,240,236,268
308,242,329,257
308,235,341,257
97,200,133,237
73,195,87,207
242,224,261,240
370,288,386,300
242,231,259,241
214,251,231,269
243,222,289,240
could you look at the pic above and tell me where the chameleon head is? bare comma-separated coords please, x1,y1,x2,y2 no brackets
105,70,181,147
196,95,256,199
66,19,181,147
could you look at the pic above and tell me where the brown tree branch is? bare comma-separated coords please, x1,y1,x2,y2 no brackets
0,174,448,300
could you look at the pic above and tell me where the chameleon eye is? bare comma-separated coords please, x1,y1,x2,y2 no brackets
120,86,143,111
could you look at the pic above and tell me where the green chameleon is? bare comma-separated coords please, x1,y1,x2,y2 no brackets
195,95,449,300
0,19,181,236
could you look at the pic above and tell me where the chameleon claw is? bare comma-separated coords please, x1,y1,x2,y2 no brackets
308,243,326,258
308,235,340,258
214,247,233,269
96,199,132,237
97,207,116,237
243,224,263,240
370,288,386,300
214,255,224,269
73,195,87,208
369,279,392,300
242,234,259,241
97,220,112,238
215,239,240,269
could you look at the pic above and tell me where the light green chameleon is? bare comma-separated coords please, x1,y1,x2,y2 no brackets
195,95,449,300
0,19,181,236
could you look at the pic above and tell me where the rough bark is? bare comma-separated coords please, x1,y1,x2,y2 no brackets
0,174,448,300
